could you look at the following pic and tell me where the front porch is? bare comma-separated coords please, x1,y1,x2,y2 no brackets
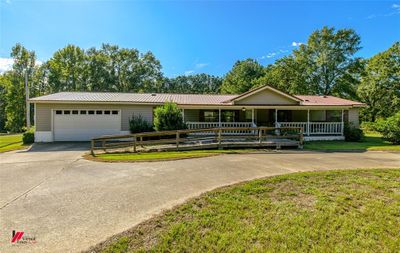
183,108,346,140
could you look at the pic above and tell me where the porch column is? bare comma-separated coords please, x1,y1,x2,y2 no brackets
218,108,221,127
275,109,278,127
307,109,310,136
341,109,344,135
182,108,185,122
251,108,255,126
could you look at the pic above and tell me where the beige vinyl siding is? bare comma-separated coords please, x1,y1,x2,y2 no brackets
348,108,360,128
35,103,154,132
36,103,52,131
234,89,299,105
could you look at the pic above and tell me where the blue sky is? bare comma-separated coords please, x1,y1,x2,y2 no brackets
1,0,399,77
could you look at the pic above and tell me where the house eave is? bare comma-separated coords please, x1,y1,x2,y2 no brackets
30,99,365,109
227,85,302,103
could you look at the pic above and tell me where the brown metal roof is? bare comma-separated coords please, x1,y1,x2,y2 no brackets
295,95,365,106
30,92,237,105
30,89,365,107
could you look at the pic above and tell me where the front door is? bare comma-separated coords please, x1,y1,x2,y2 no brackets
256,109,275,127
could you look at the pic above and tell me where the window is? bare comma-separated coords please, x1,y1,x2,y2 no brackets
72,110,78,115
326,110,341,122
202,110,218,122
222,111,235,122
96,110,103,115
277,110,292,122
64,110,71,115
104,110,111,115
88,110,95,115
55,110,62,115
80,110,87,115
112,110,119,115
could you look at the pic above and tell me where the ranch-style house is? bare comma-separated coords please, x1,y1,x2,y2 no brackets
30,85,365,142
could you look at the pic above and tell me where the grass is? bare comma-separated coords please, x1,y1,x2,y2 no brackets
0,134,28,153
305,132,400,151
92,149,258,162
94,169,400,253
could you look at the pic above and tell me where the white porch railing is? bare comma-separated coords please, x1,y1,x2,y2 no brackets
309,122,342,135
276,122,307,131
186,122,255,135
278,122,342,135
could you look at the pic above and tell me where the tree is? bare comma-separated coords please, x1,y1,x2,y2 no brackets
295,26,362,97
375,111,400,144
221,59,264,94
256,27,362,98
255,56,310,95
85,47,112,91
357,42,400,121
164,74,223,94
47,45,87,92
4,44,36,132
0,74,10,132
43,43,164,93
153,102,186,131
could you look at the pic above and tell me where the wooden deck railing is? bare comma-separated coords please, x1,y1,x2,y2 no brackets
186,122,255,134
90,126,303,155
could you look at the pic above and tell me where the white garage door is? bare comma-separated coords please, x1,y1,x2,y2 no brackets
54,109,121,141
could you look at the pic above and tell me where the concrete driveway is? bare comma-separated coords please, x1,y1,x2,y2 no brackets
1,144,399,253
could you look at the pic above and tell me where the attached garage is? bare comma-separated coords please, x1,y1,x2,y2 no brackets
53,109,121,141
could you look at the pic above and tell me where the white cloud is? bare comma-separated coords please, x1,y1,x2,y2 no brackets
184,70,195,75
264,52,276,59
367,3,400,19
183,62,208,75
0,58,43,74
0,58,14,73
260,48,290,60
291,41,303,47
195,63,208,69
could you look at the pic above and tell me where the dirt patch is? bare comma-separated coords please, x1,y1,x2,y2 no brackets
268,180,317,209
82,153,222,163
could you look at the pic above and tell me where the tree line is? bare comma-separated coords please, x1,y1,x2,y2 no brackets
0,26,399,132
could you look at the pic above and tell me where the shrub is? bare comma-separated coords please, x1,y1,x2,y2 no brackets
129,114,153,133
22,128,35,144
375,112,400,144
360,121,377,132
344,123,364,142
153,102,187,131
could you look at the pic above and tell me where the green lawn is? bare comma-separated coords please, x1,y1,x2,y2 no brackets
305,132,400,151
95,169,400,253
0,134,28,153
94,149,256,162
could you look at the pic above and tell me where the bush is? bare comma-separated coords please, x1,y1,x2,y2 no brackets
153,102,187,131
22,128,35,144
344,123,364,142
129,115,153,133
360,121,377,132
375,112,400,144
